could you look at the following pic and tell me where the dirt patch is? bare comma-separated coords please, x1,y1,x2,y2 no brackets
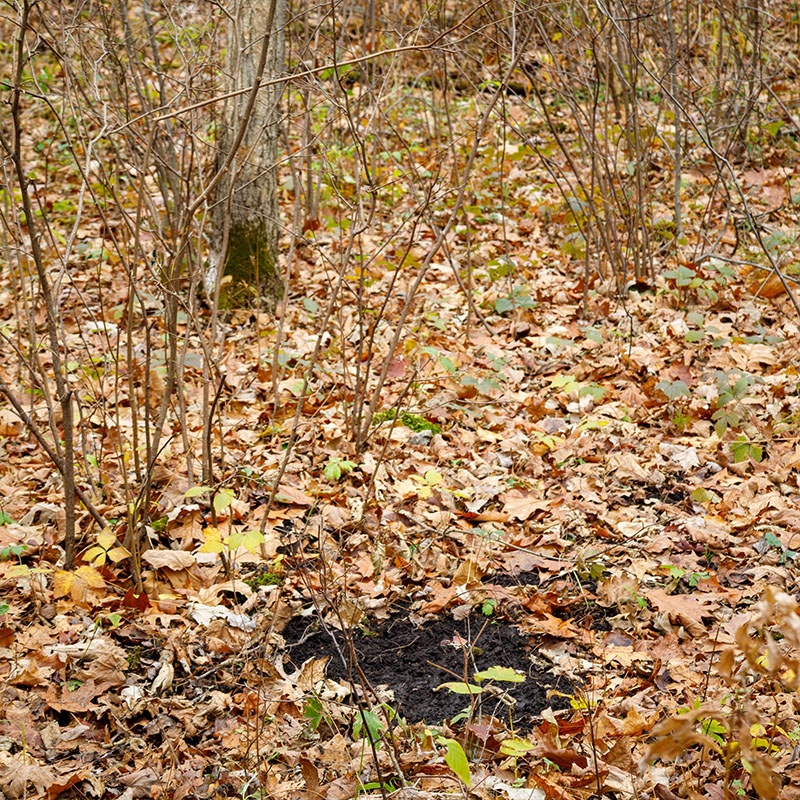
283,611,572,727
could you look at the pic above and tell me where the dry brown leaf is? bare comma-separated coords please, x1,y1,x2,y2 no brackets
500,490,550,521
0,752,54,799
644,587,718,639
141,548,196,570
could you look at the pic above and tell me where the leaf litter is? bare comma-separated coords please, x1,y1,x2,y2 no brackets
3,10,800,800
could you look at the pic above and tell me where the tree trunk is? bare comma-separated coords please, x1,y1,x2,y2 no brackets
211,0,286,308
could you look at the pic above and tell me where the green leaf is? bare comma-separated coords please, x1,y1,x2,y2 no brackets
583,327,603,344
323,461,342,481
494,296,513,314
184,485,211,498
691,487,711,504
435,682,482,694
438,738,471,786
474,666,526,683
303,696,325,730
439,356,456,374
656,380,690,401
213,490,235,515
243,530,266,553
579,383,606,401
353,710,384,743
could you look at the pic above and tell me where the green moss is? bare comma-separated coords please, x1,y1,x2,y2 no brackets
244,572,284,589
221,220,282,308
372,409,440,434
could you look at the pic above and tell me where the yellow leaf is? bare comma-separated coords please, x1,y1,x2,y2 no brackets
425,470,443,485
108,546,131,563
198,541,225,554
76,565,106,590
53,570,74,598
96,529,116,550
202,526,222,542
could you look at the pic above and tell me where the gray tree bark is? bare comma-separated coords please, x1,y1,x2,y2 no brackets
210,0,286,307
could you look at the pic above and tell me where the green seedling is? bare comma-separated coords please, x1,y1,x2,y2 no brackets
199,526,266,557
711,370,762,438
184,485,237,516
655,379,692,430
0,544,26,561
303,695,332,732
730,436,763,464
353,709,385,745
551,374,606,402
481,599,498,616
660,564,710,588
323,456,357,482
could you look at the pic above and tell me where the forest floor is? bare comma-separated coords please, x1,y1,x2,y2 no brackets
3,44,800,800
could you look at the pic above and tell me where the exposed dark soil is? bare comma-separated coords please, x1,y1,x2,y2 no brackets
482,570,540,587
282,611,572,727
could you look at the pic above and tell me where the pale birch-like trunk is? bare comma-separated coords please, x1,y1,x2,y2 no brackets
210,0,286,307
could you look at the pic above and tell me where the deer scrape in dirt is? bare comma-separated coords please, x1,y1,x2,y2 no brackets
283,612,573,725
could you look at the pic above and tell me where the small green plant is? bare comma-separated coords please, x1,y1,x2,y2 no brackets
759,531,797,563
0,543,26,561
303,695,332,732
550,374,606,402
493,284,536,314
126,645,143,671
244,570,284,590
481,598,498,616
199,526,266,559
663,260,734,305
323,456,357,482
655,379,692,430
437,735,472,786
711,370,762,438
353,709,385,746
356,780,398,797
730,435,763,464
437,665,526,727
659,564,710,588
627,589,648,611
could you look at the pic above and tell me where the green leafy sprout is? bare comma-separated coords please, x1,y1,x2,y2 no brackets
323,456,358,482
